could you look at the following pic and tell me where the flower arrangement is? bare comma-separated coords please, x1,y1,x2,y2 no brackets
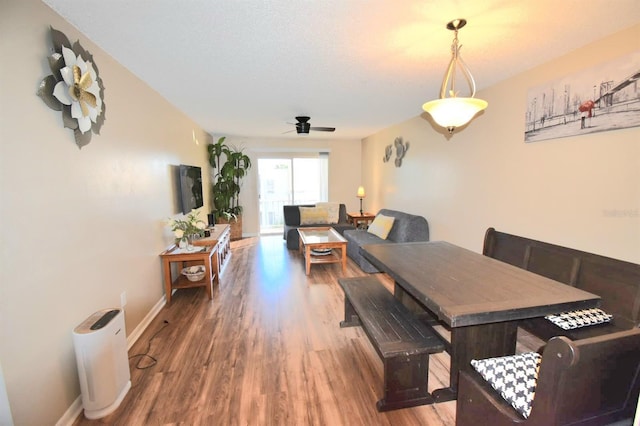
169,209,207,246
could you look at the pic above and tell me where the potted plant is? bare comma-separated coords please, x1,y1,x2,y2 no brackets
168,209,207,249
207,136,251,240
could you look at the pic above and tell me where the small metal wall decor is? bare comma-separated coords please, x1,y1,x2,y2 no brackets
37,27,106,149
383,136,410,167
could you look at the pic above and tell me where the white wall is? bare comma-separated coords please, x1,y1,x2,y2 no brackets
0,1,212,424
213,136,362,237
0,361,13,426
2,2,636,424
362,24,640,264
0,3,361,422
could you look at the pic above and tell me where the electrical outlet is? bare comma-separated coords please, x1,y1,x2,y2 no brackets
120,291,127,307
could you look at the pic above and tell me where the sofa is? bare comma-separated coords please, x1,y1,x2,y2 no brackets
283,203,355,250
343,209,429,273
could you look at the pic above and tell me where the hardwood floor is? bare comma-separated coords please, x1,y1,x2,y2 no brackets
74,235,542,425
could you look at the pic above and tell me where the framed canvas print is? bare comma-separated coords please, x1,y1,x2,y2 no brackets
525,51,640,143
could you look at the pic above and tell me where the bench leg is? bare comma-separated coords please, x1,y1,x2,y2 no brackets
339,297,361,328
377,353,435,411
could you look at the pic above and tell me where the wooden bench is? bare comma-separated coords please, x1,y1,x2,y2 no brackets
338,276,445,411
456,328,640,425
483,227,640,341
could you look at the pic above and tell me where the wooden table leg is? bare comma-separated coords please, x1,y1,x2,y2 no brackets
162,258,172,304
203,258,213,300
341,244,347,273
392,281,519,402
212,245,219,287
305,248,311,275
432,321,518,402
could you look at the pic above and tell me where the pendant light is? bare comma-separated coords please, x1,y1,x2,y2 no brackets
422,19,488,134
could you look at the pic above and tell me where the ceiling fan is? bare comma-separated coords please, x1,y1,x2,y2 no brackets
286,116,336,134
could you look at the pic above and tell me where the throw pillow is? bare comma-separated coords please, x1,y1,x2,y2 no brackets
544,308,613,330
367,214,395,239
299,207,329,225
316,202,340,224
470,352,541,419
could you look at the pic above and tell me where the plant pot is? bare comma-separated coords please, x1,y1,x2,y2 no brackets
216,214,243,241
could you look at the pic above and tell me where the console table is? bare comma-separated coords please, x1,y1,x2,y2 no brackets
193,224,231,273
159,243,218,305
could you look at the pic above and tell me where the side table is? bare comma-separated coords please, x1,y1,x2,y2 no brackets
159,243,218,305
347,212,376,229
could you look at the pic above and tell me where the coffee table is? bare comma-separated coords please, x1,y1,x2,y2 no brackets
298,227,348,275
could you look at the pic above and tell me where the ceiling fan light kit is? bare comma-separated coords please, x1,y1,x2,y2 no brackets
422,19,488,134
291,116,336,134
297,120,311,134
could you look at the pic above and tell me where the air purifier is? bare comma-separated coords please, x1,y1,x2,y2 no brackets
72,308,131,419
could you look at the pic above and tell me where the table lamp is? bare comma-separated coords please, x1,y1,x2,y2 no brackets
357,186,366,215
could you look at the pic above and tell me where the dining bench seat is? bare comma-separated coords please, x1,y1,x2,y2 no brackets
338,276,445,411
456,328,640,425
483,227,640,341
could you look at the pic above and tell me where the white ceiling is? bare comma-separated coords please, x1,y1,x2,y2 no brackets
42,0,640,140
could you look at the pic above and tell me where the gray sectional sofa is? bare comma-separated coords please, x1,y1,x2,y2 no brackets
343,209,430,273
282,203,355,250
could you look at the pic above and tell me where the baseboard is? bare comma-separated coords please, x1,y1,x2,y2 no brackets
56,295,167,426
55,397,82,426
126,296,167,351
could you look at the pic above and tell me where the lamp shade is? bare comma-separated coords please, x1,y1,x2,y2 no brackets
422,97,488,133
356,186,366,198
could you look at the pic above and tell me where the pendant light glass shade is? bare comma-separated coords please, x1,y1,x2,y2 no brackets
423,19,488,134
423,97,488,133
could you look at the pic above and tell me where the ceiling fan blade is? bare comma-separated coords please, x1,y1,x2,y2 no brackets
282,129,296,134
310,126,335,132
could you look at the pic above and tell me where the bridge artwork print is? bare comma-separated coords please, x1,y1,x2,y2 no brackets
525,51,640,143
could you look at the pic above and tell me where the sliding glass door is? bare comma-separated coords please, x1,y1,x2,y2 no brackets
258,154,328,234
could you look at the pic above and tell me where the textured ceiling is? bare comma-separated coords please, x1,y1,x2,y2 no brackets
42,0,640,140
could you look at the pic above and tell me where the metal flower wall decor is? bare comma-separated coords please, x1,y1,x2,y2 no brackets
37,27,106,148
383,136,410,167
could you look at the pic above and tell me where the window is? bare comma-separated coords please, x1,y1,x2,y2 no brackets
258,153,329,234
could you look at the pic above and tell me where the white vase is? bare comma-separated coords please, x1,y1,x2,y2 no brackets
178,238,187,249
187,235,196,250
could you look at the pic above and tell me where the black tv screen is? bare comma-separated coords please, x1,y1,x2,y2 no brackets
178,164,204,214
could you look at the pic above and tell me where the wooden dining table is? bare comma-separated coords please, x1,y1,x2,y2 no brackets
361,241,601,402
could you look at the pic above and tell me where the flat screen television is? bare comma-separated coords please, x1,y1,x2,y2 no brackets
178,164,204,214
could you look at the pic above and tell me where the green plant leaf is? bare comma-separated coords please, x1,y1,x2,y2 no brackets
210,139,252,217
